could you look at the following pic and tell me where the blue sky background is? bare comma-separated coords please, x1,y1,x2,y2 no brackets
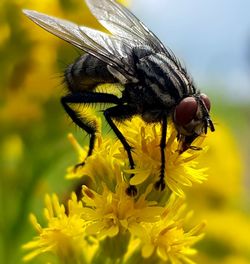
131,0,250,101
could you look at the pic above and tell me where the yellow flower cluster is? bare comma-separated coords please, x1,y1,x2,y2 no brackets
23,194,87,262
23,117,207,264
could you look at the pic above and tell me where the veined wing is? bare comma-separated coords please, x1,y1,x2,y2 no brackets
85,0,169,54
23,9,138,82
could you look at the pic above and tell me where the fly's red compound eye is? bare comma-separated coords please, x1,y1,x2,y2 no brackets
200,93,211,111
174,97,198,126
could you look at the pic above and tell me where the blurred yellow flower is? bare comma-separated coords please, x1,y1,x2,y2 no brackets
186,120,249,263
1,0,129,125
188,121,243,205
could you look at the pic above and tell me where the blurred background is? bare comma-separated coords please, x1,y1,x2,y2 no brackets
0,0,249,263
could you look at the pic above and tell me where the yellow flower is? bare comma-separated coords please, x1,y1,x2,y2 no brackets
80,183,164,238
22,193,89,263
117,117,208,197
67,116,207,198
23,104,210,263
131,195,205,263
66,133,123,194
67,132,165,238
64,120,206,262
23,190,204,264
23,121,207,263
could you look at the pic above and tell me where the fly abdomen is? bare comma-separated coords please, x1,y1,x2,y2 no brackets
65,54,117,93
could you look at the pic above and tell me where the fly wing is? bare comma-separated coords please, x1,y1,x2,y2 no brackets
23,10,138,82
85,0,169,54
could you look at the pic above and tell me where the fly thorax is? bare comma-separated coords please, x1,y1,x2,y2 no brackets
123,84,146,106
136,53,193,108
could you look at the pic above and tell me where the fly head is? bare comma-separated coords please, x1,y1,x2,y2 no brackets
173,93,215,152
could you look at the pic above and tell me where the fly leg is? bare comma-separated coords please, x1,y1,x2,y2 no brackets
61,92,120,168
155,116,167,191
103,105,137,196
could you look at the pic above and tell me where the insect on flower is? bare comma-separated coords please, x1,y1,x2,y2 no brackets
23,0,215,196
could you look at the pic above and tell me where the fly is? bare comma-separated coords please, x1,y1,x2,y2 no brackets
23,0,215,196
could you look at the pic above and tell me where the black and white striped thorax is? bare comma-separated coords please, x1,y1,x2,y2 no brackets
135,52,195,103
118,47,197,122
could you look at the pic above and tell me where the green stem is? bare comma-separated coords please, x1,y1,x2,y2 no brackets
91,232,130,264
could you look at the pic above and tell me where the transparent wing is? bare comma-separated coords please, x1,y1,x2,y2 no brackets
85,0,168,54
23,9,136,79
